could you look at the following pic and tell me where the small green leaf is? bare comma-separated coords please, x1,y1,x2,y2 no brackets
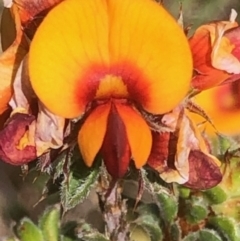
156,192,178,224
185,204,208,224
199,229,222,241
79,233,109,241
39,205,60,241
74,218,108,240
61,165,99,211
130,225,151,241
183,229,222,241
184,197,208,224
17,218,44,241
133,213,163,241
208,216,239,241
170,222,181,241
178,186,191,199
203,186,227,204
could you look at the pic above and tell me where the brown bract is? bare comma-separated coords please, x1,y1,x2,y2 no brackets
0,0,66,166
184,150,222,189
0,112,36,165
147,106,222,190
14,0,63,39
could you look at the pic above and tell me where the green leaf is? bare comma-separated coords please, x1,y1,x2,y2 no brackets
61,163,99,211
130,225,151,241
133,211,163,241
155,191,178,224
79,233,109,241
198,229,222,241
74,220,108,240
183,229,222,241
185,204,208,224
17,218,44,241
60,148,100,211
184,197,208,224
53,150,72,181
208,216,240,241
170,222,181,241
178,186,191,199
203,186,227,204
39,205,60,241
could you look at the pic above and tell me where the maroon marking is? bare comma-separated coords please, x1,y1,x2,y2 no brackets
100,102,131,178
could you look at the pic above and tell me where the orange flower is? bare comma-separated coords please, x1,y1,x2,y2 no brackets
189,10,240,91
29,0,192,177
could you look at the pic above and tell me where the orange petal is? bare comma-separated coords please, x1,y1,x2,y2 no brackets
115,103,152,169
108,0,192,114
192,83,240,135
78,103,111,167
29,0,109,118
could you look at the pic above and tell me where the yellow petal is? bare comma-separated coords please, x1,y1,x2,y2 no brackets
78,103,111,167
30,0,192,118
116,103,152,168
108,0,192,114
29,0,109,118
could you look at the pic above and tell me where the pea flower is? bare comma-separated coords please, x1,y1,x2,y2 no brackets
29,0,192,178
190,9,240,91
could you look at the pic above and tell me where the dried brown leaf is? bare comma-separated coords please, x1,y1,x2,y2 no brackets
0,113,36,165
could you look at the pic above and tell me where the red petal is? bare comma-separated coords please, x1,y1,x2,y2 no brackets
101,102,131,178
147,131,170,173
